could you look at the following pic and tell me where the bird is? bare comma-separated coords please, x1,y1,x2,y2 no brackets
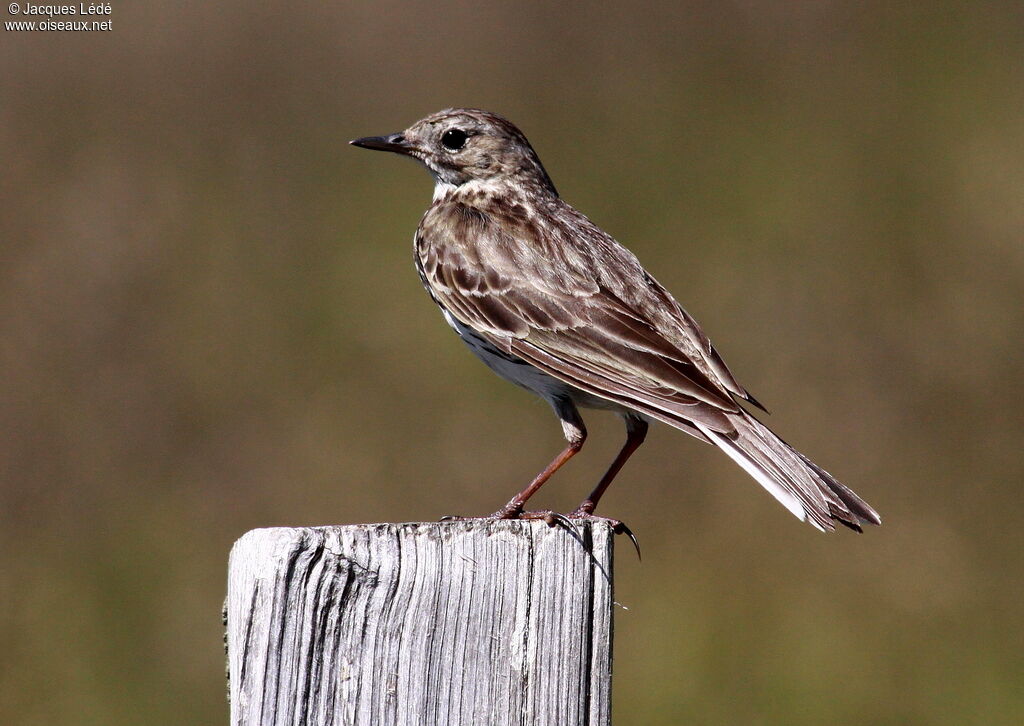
351,108,880,535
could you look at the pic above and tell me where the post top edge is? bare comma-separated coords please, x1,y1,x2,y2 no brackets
231,519,615,548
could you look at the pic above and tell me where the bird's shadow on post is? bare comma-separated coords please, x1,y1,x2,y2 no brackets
544,517,629,587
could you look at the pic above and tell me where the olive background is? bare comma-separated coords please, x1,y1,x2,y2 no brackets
2,2,1022,724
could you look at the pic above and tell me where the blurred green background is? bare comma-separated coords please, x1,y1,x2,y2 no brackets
2,2,1022,724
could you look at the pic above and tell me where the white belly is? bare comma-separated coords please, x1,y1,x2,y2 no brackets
440,307,621,411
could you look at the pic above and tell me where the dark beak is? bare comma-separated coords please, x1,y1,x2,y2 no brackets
349,132,412,155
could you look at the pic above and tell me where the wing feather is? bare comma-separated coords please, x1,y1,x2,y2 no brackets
417,199,754,413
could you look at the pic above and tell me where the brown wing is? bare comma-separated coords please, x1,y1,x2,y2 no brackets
416,198,762,432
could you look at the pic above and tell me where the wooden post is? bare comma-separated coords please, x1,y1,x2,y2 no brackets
225,520,614,726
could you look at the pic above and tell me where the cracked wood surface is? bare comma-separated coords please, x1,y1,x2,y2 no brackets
226,520,614,726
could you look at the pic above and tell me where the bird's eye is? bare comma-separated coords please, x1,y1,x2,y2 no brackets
441,128,468,151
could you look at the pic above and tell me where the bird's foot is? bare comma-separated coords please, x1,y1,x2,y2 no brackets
515,509,575,529
566,509,641,559
441,507,574,530
442,507,638,558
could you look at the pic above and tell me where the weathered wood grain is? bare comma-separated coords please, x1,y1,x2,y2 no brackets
226,520,614,726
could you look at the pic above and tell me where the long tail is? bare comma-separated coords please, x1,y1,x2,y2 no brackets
696,413,881,532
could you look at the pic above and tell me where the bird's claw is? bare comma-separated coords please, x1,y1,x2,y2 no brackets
441,509,639,559
567,511,642,560
440,509,574,531
517,509,575,530
615,522,641,560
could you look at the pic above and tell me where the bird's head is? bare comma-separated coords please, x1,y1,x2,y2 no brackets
351,108,557,196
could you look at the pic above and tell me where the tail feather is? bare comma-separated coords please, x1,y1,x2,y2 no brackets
796,452,882,526
696,413,879,532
